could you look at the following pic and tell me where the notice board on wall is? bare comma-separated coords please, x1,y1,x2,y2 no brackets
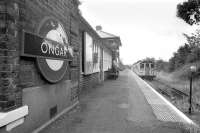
83,32,100,75
103,49,112,71
84,32,93,74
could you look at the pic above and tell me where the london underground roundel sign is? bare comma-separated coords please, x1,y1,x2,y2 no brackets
22,18,73,83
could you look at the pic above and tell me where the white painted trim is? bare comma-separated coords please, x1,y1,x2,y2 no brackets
32,101,79,133
0,105,28,127
137,75,197,126
6,118,24,131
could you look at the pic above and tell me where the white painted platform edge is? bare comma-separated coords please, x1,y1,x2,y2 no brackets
32,101,79,133
0,105,28,127
138,77,196,126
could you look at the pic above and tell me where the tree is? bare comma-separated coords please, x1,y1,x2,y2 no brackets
167,43,192,71
155,59,168,72
183,30,200,63
167,30,200,72
144,57,155,62
177,0,200,25
168,56,176,72
176,43,191,64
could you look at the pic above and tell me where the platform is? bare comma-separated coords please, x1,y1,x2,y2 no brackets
40,70,197,133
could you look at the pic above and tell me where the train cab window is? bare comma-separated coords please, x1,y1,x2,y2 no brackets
146,63,149,68
151,63,154,68
140,63,144,69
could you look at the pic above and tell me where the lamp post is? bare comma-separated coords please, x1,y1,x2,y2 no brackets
189,65,197,114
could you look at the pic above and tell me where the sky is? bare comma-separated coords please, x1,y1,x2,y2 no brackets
79,0,197,65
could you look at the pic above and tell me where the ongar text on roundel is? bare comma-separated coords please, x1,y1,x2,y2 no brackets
22,18,73,83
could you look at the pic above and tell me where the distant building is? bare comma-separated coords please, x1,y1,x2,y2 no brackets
78,17,122,91
96,26,122,66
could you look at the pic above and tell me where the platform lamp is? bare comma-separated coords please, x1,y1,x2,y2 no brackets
189,65,197,114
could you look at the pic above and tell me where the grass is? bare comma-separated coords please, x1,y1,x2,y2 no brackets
182,124,200,133
152,63,200,132
157,70,200,104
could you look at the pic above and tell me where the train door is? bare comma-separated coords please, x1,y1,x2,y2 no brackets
140,63,144,75
150,63,154,75
145,63,150,76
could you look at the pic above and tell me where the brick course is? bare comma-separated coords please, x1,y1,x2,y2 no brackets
80,73,100,92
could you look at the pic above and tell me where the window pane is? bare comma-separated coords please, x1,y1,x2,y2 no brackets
140,63,144,69
151,63,154,68
146,63,149,68
85,32,93,74
85,33,93,62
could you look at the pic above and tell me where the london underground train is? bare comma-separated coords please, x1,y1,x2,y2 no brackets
132,60,156,80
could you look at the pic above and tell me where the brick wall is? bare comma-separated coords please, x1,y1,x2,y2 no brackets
79,73,100,93
0,0,80,112
0,0,23,112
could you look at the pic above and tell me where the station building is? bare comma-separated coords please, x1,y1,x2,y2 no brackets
79,17,122,91
0,0,121,132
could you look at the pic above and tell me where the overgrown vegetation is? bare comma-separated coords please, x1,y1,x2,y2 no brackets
155,30,200,79
169,31,200,71
155,0,200,77
133,0,200,75
154,0,200,78
137,0,200,78
177,0,200,25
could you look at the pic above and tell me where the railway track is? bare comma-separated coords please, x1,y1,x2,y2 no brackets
146,79,200,111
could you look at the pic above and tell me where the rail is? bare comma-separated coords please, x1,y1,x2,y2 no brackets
147,79,200,111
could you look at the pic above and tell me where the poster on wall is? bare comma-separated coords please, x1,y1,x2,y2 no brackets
92,42,100,73
84,32,93,74
103,50,112,71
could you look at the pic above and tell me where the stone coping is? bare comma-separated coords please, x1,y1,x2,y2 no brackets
0,105,28,128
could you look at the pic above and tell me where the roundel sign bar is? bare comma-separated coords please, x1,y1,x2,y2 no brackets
22,18,73,83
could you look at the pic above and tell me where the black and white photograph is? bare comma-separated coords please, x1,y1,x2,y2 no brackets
1,0,200,132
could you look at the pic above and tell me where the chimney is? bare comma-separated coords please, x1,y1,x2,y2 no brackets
96,25,102,31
